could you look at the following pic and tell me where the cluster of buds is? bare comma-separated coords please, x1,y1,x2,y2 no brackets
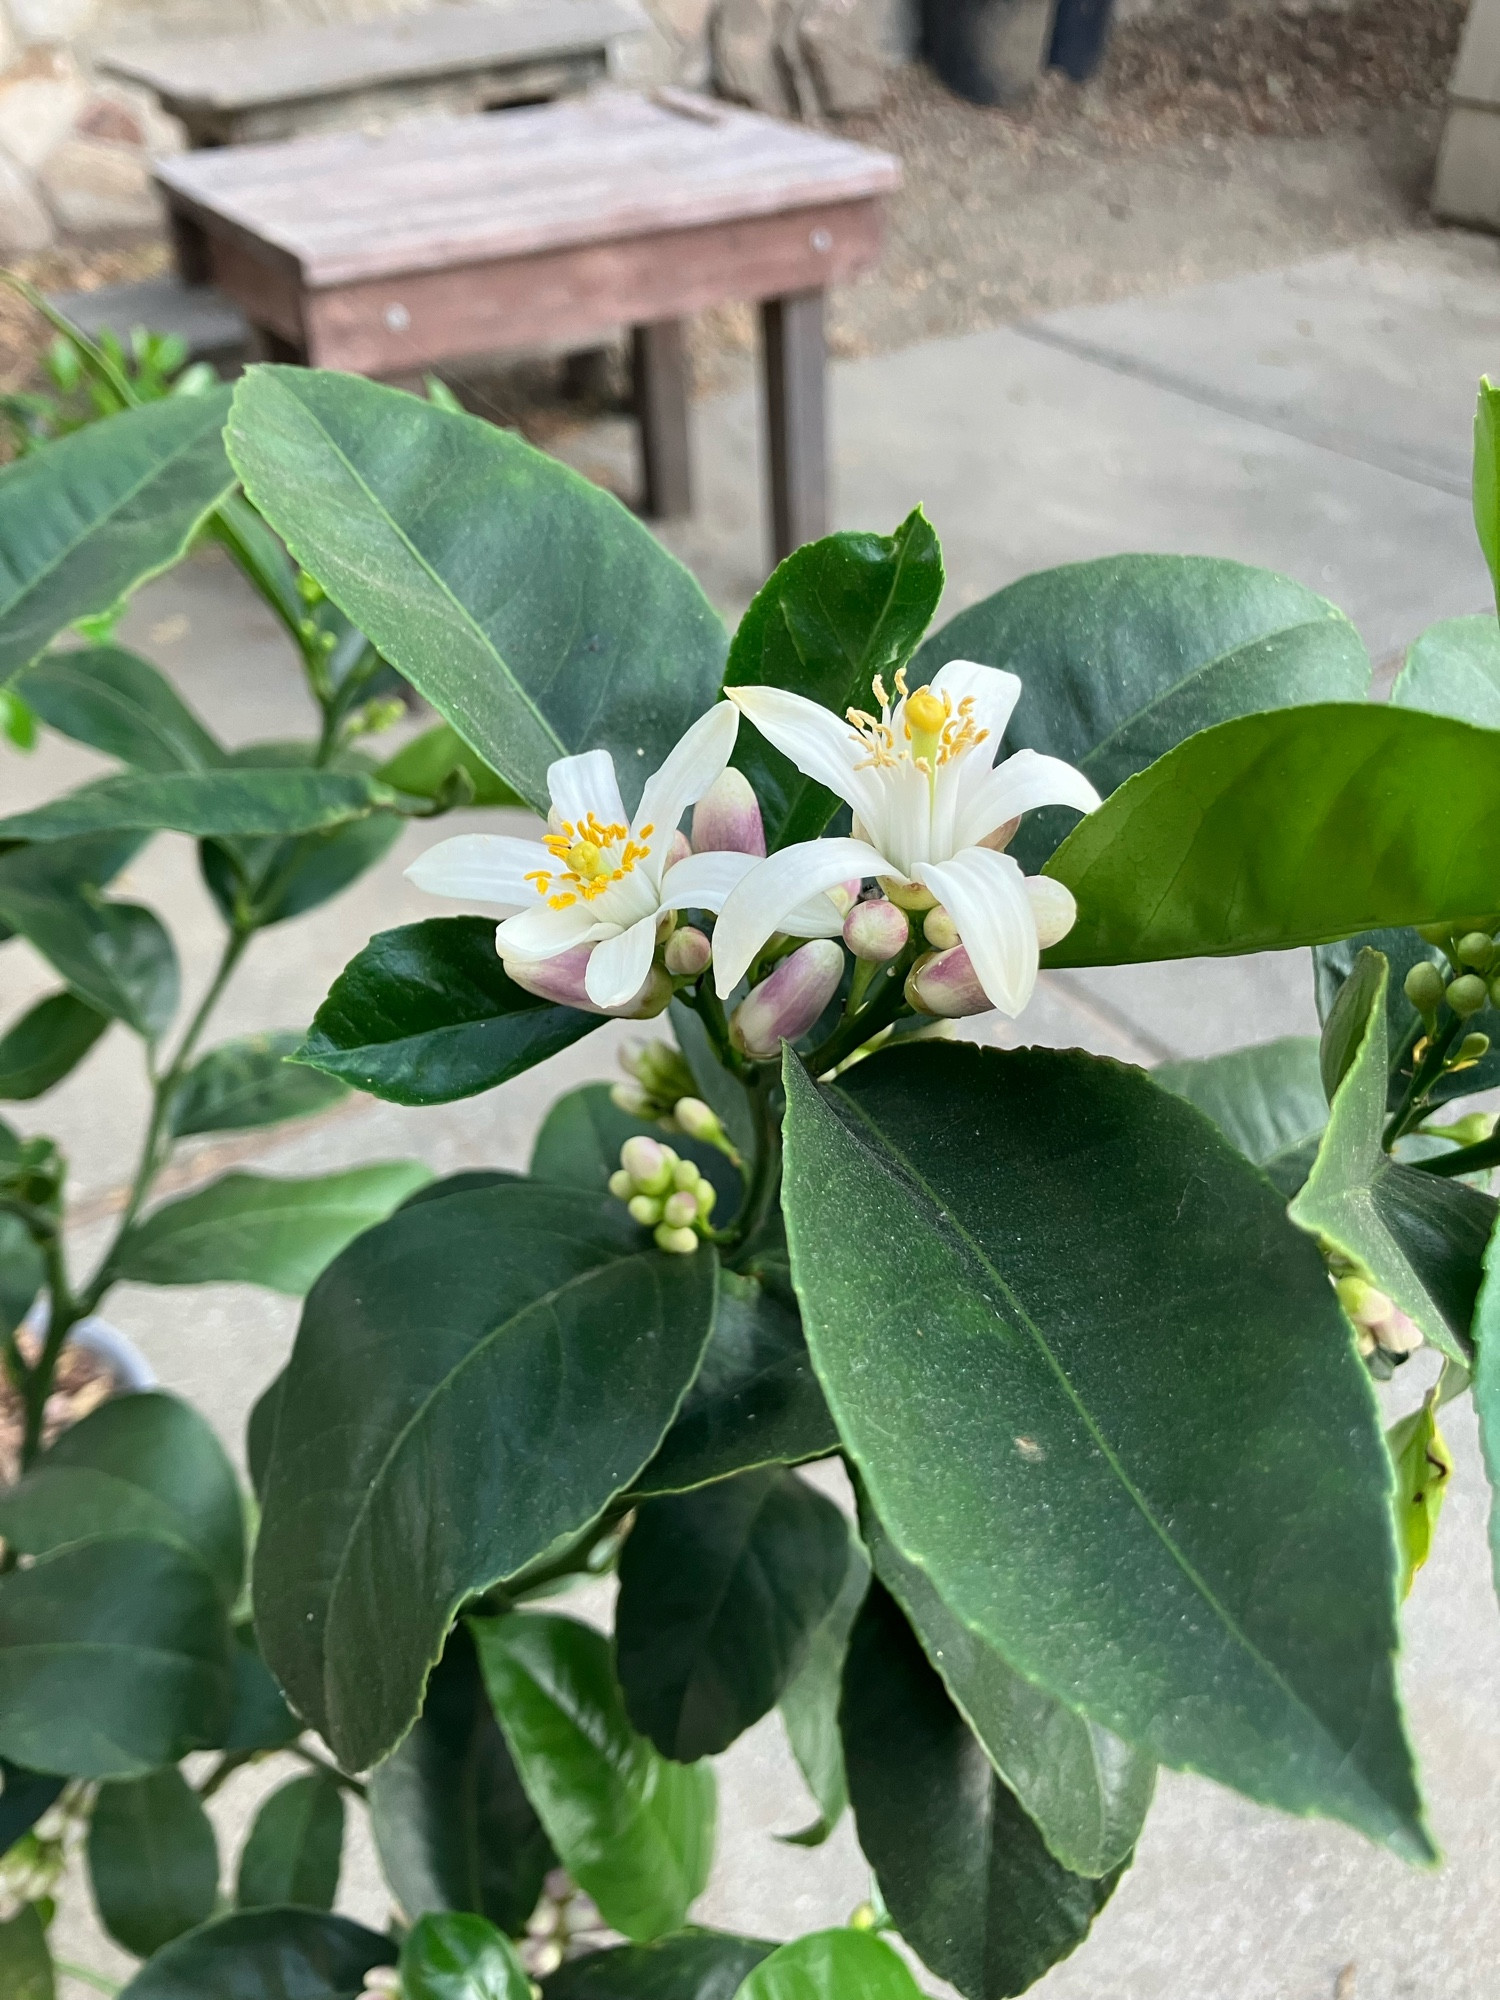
610,1039,697,1125
0,1799,72,1923
356,1970,401,2000
522,1869,608,1978
1405,927,1500,1062
610,1135,716,1253
1334,1273,1423,1363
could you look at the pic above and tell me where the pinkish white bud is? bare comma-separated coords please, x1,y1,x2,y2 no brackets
621,1136,670,1192
664,926,712,978
922,905,960,951
1028,876,1078,951
666,829,693,870
825,878,863,919
654,1223,700,1256
844,899,909,962
691,768,766,856
503,946,606,1014
731,939,845,1058
663,1189,700,1228
905,945,992,1019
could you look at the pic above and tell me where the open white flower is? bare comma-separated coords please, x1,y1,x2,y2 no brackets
713,661,1100,1016
407,703,759,1011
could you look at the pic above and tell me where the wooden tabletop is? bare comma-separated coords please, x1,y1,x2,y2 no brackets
100,0,646,115
154,89,901,289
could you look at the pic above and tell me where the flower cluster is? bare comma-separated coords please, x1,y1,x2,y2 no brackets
609,1136,718,1254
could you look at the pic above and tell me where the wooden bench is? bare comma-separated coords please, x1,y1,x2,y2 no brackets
153,89,900,565
98,0,648,148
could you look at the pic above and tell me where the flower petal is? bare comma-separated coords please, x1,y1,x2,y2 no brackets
952,749,1102,852
548,748,627,833
635,702,740,851
779,891,851,940
586,914,658,1010
660,846,761,912
727,685,885,828
495,901,600,961
405,834,551,908
915,847,1041,1017
930,659,1023,743
712,837,892,997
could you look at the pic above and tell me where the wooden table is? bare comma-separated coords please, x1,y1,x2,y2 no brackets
99,0,648,147
154,89,900,563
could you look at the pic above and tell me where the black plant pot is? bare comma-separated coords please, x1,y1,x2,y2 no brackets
922,0,1056,106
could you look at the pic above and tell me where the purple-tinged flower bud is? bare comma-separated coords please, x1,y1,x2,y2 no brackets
667,829,693,869
845,899,909,962
980,816,1021,853
731,939,845,1058
905,945,991,1018
655,1222,700,1255
922,905,959,951
620,965,674,1020
826,879,862,919
664,926,712,978
504,947,670,1020
691,768,765,856
622,1136,672,1194
663,1189,699,1227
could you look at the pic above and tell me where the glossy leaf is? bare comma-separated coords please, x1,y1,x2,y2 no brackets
0,767,399,844
0,1214,43,1342
0,1390,244,1605
1314,926,1500,1111
111,1161,432,1295
1471,1220,1500,1608
298,917,598,1105
169,1033,350,1137
1043,705,1500,968
1386,1397,1453,1599
0,1902,53,2000
253,1182,717,1769
118,1909,396,1999
1474,376,1500,604
0,388,234,689
631,1270,837,1500
0,990,109,1100
472,1612,715,1944
1391,615,1500,726
1290,952,1495,1363
89,1767,219,1957
776,1532,869,1842
616,1469,851,1762
236,1773,344,1912
842,1584,1120,1998
0,1759,64,1854
227,368,727,814
531,1082,740,1222
224,1623,302,1753
916,554,1369,870
0,1535,232,1777
14,645,222,771
865,1514,1152,1878
1152,1036,1326,1199
379,725,522,808
780,1041,1428,1858
733,1930,923,2000
723,510,943,850
544,1932,774,2000
368,1622,554,1936
0,847,177,1040
400,1912,531,2000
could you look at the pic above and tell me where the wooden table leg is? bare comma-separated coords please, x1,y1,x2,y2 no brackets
761,288,828,565
248,326,308,365
632,320,692,520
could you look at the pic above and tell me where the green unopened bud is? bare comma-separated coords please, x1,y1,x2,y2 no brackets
654,1222,699,1255
608,1169,634,1201
849,1903,880,1932
922,905,960,950
674,1097,720,1144
296,571,324,605
628,1194,663,1226
671,1156,701,1191
664,926,712,978
1458,931,1496,971
1447,973,1488,1017
662,1189,699,1228
695,1180,717,1219
1456,1032,1491,1066
1426,1110,1496,1145
1403,961,1445,1014
621,1136,673,1195
611,1082,652,1118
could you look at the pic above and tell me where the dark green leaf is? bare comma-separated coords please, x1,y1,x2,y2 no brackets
1151,1037,1326,1199
400,1912,530,2000
111,1162,432,1295
616,1470,850,1762
0,862,177,1041
530,1083,740,1225
170,1034,350,1138
0,1390,244,1604
89,1767,219,1957
0,1759,64,1855
543,1932,774,2000
245,1370,283,1505
472,1612,715,1943
1474,377,1500,605
777,1533,869,1841
224,1624,301,1753
379,725,522,808
864,1513,1152,1878
1470,1218,1500,1607
0,1535,232,1777
14,645,221,771
669,1003,755,1166
915,554,1370,871
0,389,235,689
780,1041,1428,1858
1290,952,1495,1363
236,1774,344,1912
0,768,398,844
842,1585,1120,1998
368,1622,553,1935
226,368,727,814
0,1213,44,1341
1319,946,1386,1102
298,918,598,1105
0,1901,53,2000
254,1182,717,1769
0,990,109,1100
1391,615,1500,726
631,1270,837,1500
117,1909,396,2000
723,510,943,850
1043,705,1500,968
733,1930,923,2000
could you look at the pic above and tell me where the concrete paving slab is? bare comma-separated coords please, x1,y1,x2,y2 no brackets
1021,232,1500,499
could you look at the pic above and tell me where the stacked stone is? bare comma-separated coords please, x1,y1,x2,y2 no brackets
645,0,917,115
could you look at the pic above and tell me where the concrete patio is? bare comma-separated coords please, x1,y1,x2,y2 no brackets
5,226,1499,2000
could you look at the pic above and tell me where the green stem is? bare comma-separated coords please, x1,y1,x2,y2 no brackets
21,1229,77,1468
1409,1131,1500,1179
806,951,914,1078
1383,1012,1465,1148
196,1748,262,1800
291,1743,366,1798
54,1961,123,1996
723,1071,782,1261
